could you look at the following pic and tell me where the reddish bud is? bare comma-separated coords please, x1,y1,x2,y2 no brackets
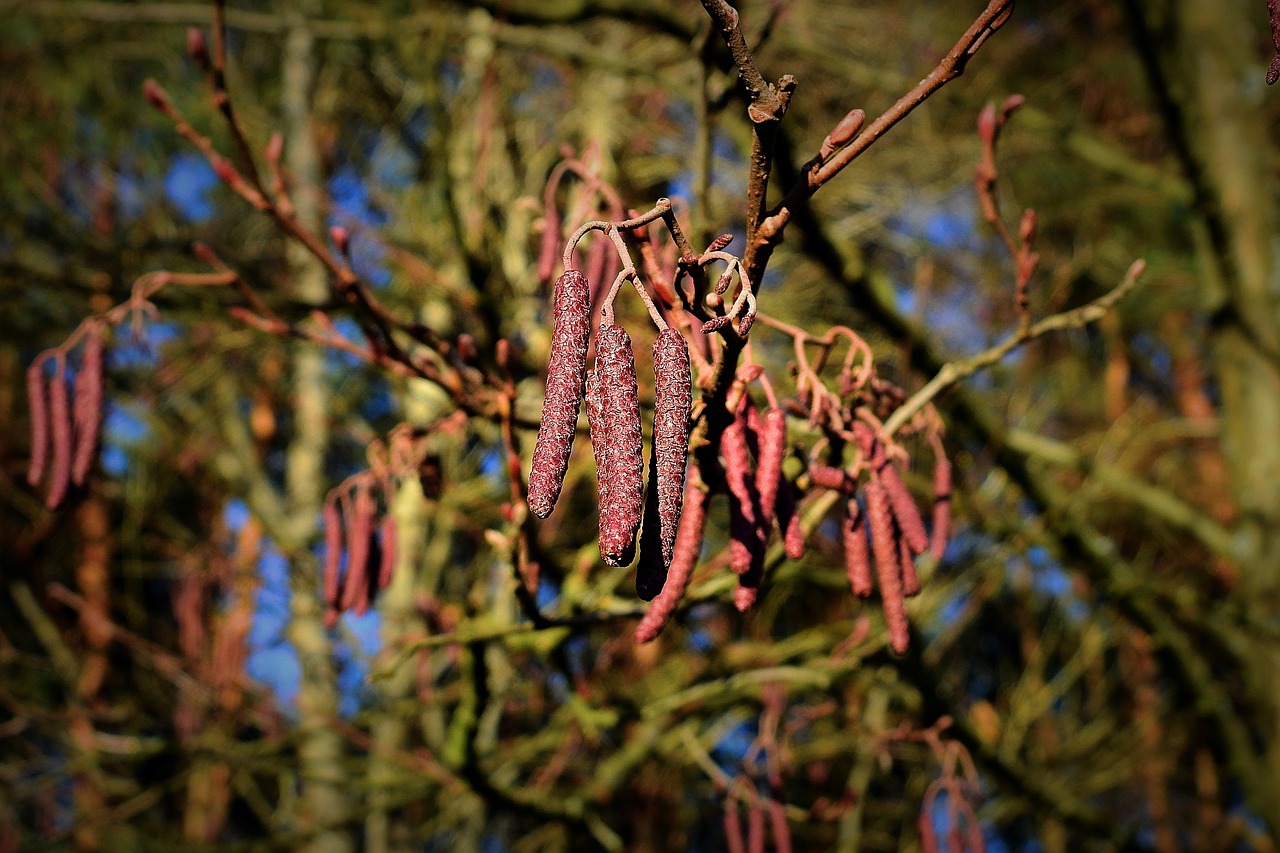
976,102,997,145
843,497,872,597
588,323,644,566
186,27,209,69
1000,94,1026,122
528,270,591,518
26,360,49,487
820,108,866,159
456,333,478,364
330,226,349,253
142,78,170,112
45,363,72,509
72,323,105,487
1018,208,1037,246
635,478,708,644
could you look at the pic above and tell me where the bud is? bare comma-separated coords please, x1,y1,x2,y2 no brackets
186,27,210,70
820,108,866,159
330,226,349,253
528,270,591,518
976,102,997,145
1018,208,1037,246
142,78,170,113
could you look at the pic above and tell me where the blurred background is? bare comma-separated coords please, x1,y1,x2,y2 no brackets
2,0,1280,850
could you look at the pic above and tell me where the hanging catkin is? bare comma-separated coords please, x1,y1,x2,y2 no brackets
635,478,708,643
26,360,49,488
854,422,927,555
930,449,952,562
377,516,397,590
755,408,787,526
322,499,343,608
722,402,764,579
866,475,909,653
341,485,375,612
589,323,644,566
843,495,872,597
72,323,105,487
775,478,807,560
46,359,72,509
651,329,692,564
528,269,590,518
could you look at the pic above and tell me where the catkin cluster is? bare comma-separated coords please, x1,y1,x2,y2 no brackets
322,480,397,627
528,268,693,590
27,321,107,509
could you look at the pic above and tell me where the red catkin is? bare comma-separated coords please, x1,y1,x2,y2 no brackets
26,359,49,487
45,360,73,509
747,799,765,853
589,323,644,566
723,404,764,579
733,583,758,613
809,464,851,492
767,798,793,853
931,450,953,563
755,408,787,526
635,479,707,643
775,478,807,560
636,328,692,593
898,523,921,597
866,475,910,654
724,797,746,853
322,500,343,607
843,496,873,597
528,269,590,518
855,422,928,555
72,323,105,487
377,515,397,590
341,486,375,612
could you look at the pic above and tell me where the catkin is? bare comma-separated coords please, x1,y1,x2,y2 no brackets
930,451,952,562
72,323,105,487
46,361,72,509
322,500,343,607
855,422,927,555
341,486,375,612
589,323,644,566
635,478,707,643
377,516,397,590
26,360,49,487
528,269,590,518
866,475,910,654
843,496,872,597
755,408,787,526
644,328,692,571
775,478,807,560
722,404,764,578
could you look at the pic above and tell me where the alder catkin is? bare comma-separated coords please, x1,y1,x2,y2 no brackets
528,269,590,518
843,496,873,597
46,362,73,509
930,451,952,563
866,475,910,654
322,500,343,607
72,323,105,487
589,323,644,566
377,516,397,590
775,478,807,560
641,328,692,575
26,360,49,487
755,408,787,526
341,486,375,612
635,479,707,644
722,404,764,578
898,524,921,597
855,422,927,555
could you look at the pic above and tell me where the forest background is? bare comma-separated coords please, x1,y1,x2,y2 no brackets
3,0,1280,851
